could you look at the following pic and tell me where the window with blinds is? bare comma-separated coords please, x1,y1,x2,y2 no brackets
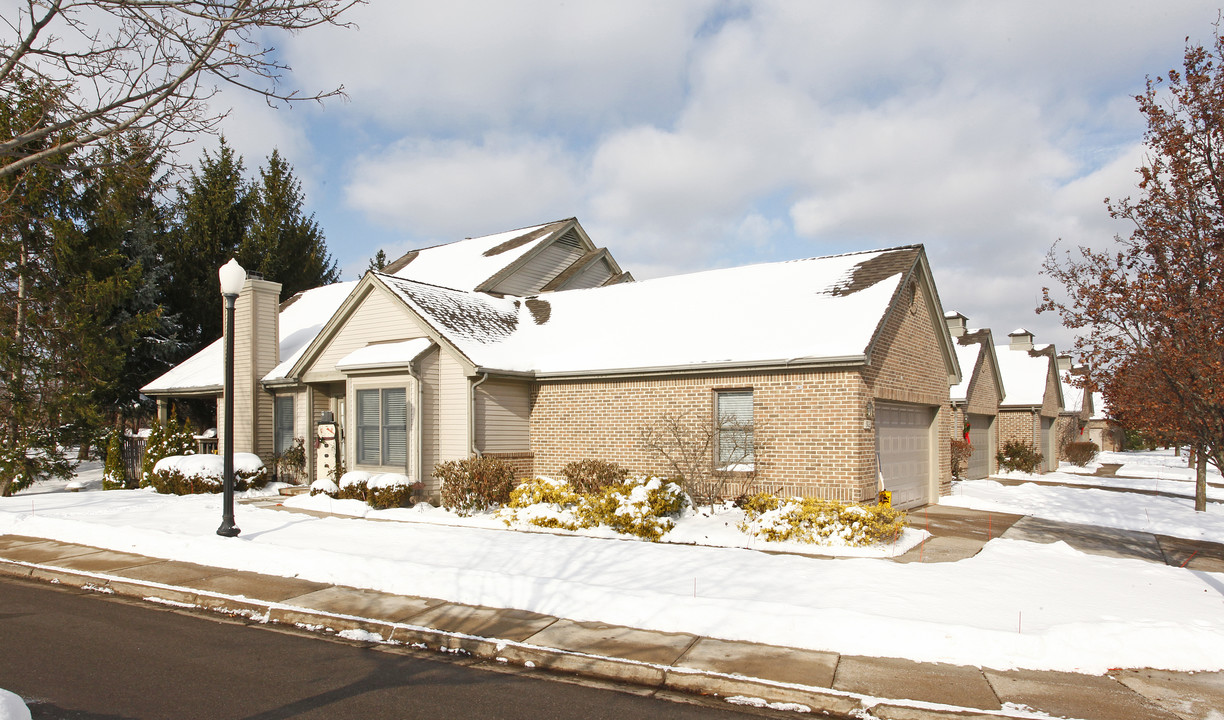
274,396,294,455
716,389,754,470
355,387,409,468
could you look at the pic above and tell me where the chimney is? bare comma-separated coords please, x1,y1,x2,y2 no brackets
220,276,282,459
1056,354,1072,373
944,311,968,338
1008,328,1034,351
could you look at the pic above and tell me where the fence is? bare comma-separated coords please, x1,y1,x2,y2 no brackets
121,435,221,485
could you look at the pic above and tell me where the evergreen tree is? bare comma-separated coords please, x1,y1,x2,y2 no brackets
166,138,251,361
368,249,388,272
239,149,339,300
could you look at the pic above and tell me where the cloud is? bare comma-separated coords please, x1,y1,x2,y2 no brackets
344,134,583,238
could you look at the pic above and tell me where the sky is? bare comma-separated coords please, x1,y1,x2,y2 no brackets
195,1,1223,354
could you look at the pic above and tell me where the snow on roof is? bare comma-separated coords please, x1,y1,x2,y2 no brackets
1060,374,1086,413
335,338,434,372
950,342,983,402
390,221,562,291
995,345,1053,407
379,247,919,375
142,281,359,393
1091,391,1110,420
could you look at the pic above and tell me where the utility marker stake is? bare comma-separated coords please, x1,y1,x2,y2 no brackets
1018,611,1022,634
1181,550,1199,568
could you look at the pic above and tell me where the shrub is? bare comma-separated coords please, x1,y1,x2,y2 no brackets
501,476,583,530
147,454,267,495
102,432,128,490
950,439,974,480
738,492,906,546
310,477,339,498
272,437,307,484
577,476,689,541
1063,441,1100,467
436,456,515,516
561,459,629,494
141,416,196,486
997,440,1043,474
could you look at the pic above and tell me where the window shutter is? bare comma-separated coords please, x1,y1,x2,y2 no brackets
382,388,408,467
356,389,380,465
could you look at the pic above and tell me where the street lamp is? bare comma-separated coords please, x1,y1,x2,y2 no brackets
217,258,246,537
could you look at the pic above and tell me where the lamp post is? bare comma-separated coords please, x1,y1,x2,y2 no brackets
217,258,246,537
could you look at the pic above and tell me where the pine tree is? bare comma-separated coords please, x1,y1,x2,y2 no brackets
165,138,251,361
239,149,339,300
369,249,388,272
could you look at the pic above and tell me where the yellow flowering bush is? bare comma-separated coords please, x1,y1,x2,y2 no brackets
738,492,906,546
500,475,689,540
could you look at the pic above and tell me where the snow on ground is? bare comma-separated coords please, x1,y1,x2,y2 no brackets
945,448,1224,540
3,476,1224,674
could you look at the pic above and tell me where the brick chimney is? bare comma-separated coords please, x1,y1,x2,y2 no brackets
1008,328,1034,351
944,311,968,338
219,276,282,459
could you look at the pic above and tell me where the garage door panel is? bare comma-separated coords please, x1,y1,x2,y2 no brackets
876,404,934,509
966,413,992,480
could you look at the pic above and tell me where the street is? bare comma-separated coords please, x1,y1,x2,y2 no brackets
0,576,786,720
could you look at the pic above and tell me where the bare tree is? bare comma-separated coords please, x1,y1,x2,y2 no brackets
0,0,363,179
638,410,765,509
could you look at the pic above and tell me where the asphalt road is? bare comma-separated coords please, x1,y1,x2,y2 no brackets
0,576,781,720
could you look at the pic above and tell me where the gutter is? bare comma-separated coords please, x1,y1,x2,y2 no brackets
469,372,489,458
473,354,869,382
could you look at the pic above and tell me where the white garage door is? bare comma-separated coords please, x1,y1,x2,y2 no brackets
966,413,993,480
876,403,934,509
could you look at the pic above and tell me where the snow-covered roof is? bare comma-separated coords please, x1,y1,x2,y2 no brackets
995,345,1054,407
335,338,434,372
1090,391,1110,421
142,281,358,394
377,246,923,375
389,220,563,292
1060,375,1086,414
950,343,983,402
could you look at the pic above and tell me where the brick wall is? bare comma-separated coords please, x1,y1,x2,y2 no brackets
860,278,954,498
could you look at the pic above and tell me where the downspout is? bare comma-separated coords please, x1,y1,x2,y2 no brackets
470,372,489,458
414,368,424,484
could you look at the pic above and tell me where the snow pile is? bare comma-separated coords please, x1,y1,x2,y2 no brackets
0,689,29,720
152,453,264,478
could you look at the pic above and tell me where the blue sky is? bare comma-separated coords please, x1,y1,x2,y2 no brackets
201,1,1222,353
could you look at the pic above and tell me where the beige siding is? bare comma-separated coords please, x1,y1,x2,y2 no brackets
222,278,280,461
476,379,532,453
439,352,471,461
568,257,615,289
418,347,441,492
493,241,585,296
303,286,427,379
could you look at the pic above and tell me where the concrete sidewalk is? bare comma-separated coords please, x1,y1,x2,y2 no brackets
3,523,1223,720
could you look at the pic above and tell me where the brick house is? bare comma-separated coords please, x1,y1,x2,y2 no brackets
1055,354,1094,455
994,329,1064,472
943,312,1003,479
144,219,961,509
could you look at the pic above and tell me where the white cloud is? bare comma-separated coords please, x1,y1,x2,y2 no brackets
344,134,582,238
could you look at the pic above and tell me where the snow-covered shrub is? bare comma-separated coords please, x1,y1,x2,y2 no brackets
1063,441,1100,467
950,438,973,480
436,456,515,516
148,454,267,495
501,477,583,530
560,459,629,494
140,417,196,486
578,476,689,541
333,471,421,508
102,432,128,490
738,492,906,546
997,440,1043,474
310,477,339,498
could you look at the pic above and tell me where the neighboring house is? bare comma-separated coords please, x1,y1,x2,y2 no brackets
994,329,1064,473
144,219,962,510
1087,392,1126,451
943,312,1004,479
1055,355,1094,454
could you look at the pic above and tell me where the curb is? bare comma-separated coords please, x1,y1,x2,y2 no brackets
0,557,1077,720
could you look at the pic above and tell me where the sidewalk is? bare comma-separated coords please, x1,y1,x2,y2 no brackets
3,505,1223,720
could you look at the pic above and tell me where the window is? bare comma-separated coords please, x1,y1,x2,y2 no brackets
716,389,754,471
356,388,408,467
274,396,294,455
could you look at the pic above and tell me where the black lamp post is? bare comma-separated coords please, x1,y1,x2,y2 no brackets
217,258,246,537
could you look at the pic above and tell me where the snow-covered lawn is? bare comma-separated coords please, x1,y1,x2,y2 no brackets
1,448,1222,675
945,448,1224,540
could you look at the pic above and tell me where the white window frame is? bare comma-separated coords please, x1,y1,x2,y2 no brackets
715,388,754,472
355,387,408,468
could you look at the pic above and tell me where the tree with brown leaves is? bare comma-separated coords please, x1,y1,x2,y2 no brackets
1040,29,1224,511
